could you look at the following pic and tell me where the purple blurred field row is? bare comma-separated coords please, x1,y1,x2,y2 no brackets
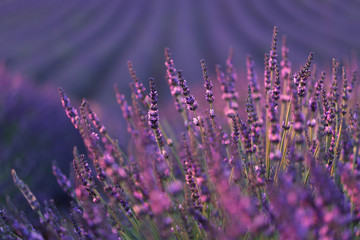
0,0,359,106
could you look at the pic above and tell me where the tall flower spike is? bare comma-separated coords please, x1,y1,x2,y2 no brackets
216,64,228,96
114,84,136,136
246,85,258,125
348,70,357,93
148,77,165,148
267,96,278,123
73,156,99,203
226,48,237,86
315,71,325,100
165,48,184,113
341,66,349,116
246,85,261,152
70,201,84,238
178,70,198,111
269,26,279,71
238,117,254,155
201,58,215,104
82,99,107,135
246,55,260,101
330,58,340,107
280,35,291,79
165,48,178,87
227,114,243,183
148,78,159,129
216,64,235,115
78,152,94,188
58,87,79,129
127,60,147,102
297,52,314,99
272,64,281,103
52,161,75,199
114,84,132,120
12,170,40,212
227,113,240,143
225,48,239,112
182,134,202,210
264,53,271,93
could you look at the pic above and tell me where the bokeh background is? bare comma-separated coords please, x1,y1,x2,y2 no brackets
1,0,360,208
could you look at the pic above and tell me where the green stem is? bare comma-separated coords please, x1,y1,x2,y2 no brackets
309,112,314,142
265,121,272,179
304,168,311,185
331,119,343,176
281,126,293,170
160,121,185,178
194,111,206,147
193,111,209,176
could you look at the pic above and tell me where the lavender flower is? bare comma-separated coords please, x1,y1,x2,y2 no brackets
247,55,261,101
127,60,147,103
11,170,41,213
52,161,75,199
264,53,271,93
269,26,279,71
165,48,184,113
5,26,360,240
178,70,198,111
280,35,291,80
201,58,215,104
148,78,161,133
348,70,357,93
58,87,80,129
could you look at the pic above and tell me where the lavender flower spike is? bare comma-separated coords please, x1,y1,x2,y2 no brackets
12,169,41,212
201,58,215,104
148,77,165,148
269,26,279,71
58,87,80,129
178,70,199,111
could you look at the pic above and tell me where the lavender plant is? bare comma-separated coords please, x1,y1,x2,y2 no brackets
3,27,360,239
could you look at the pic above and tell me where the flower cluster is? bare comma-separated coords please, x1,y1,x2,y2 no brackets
3,26,360,240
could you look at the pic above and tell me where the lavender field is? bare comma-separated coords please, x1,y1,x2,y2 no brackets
1,1,360,240
1,0,360,100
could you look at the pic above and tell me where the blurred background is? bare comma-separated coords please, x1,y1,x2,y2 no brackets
1,0,360,208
